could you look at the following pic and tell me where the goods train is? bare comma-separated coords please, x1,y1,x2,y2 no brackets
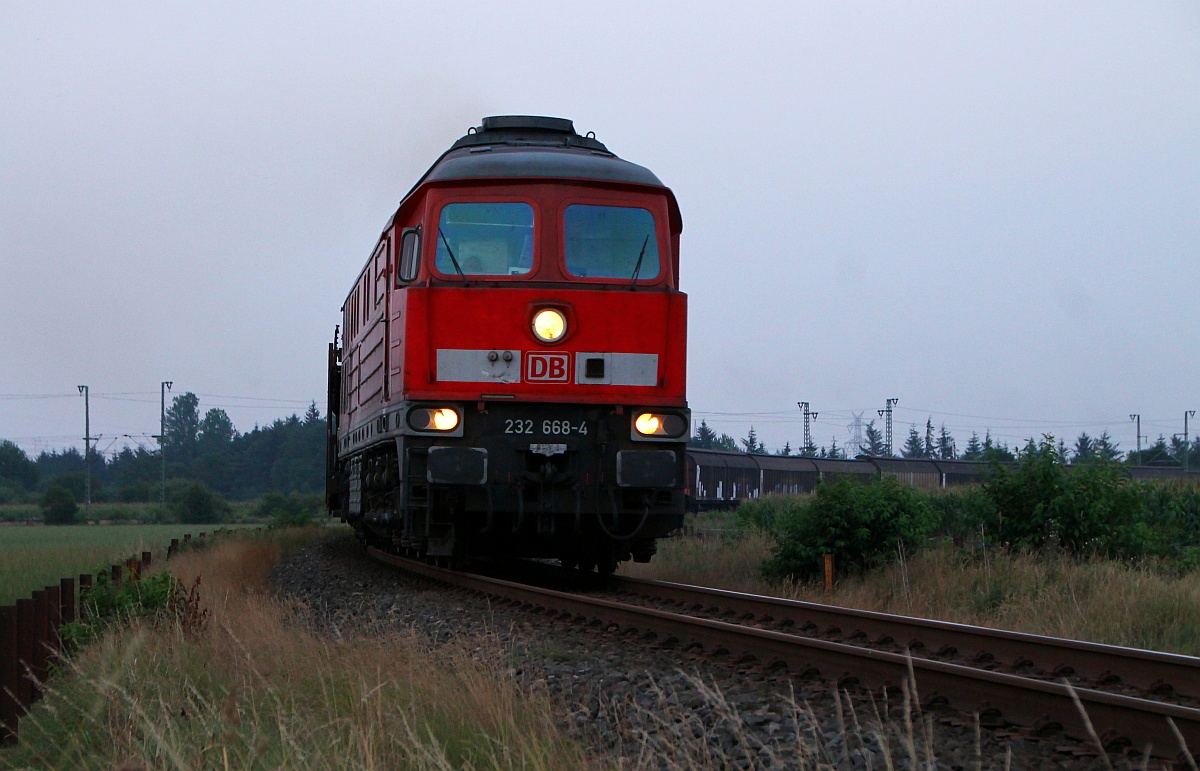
326,116,688,572
685,449,1200,510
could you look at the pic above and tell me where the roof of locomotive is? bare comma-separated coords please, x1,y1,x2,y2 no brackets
402,115,666,200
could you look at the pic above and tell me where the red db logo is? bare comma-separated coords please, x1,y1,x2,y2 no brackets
525,353,569,382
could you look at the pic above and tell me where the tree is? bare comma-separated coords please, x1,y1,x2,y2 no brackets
778,442,792,456
1093,431,1121,463
0,440,37,491
173,481,227,524
164,392,201,458
935,425,957,460
303,402,321,425
741,426,765,454
961,432,983,461
825,437,844,460
980,431,1016,463
41,483,78,525
1171,435,1190,466
713,433,739,451
1072,432,1094,464
901,426,924,459
860,421,888,456
799,436,819,457
923,419,936,459
690,419,718,449
198,408,237,447
1127,435,1175,466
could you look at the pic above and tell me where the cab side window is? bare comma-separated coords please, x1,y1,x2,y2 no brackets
397,227,421,285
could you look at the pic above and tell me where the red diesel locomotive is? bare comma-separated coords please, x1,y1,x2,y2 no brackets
326,116,688,572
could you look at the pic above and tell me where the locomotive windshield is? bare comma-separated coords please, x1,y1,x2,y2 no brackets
435,202,534,276
564,204,659,280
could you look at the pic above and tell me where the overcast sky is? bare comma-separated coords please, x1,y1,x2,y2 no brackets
2,1,1198,459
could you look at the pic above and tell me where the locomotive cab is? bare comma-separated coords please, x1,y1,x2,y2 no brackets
328,116,688,573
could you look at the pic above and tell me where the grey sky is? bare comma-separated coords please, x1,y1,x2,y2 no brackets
2,2,1198,458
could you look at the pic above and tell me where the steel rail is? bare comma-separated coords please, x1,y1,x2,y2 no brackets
608,575,1200,699
367,548,1200,758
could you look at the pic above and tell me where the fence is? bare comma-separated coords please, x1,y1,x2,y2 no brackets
0,527,257,744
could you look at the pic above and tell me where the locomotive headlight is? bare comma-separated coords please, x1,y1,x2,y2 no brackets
431,408,459,430
635,413,661,435
633,412,688,439
408,407,461,432
532,308,566,343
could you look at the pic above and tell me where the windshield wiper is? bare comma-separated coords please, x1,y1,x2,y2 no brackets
438,228,470,286
629,234,650,291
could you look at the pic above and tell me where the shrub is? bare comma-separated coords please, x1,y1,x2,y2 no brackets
171,481,229,524
926,486,997,543
61,568,184,651
735,494,809,533
255,491,321,527
41,483,79,525
982,438,1153,557
1142,481,1200,560
762,476,937,582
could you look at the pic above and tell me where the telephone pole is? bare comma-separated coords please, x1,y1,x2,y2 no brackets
798,402,818,456
160,380,173,507
878,398,898,457
1129,414,1142,459
77,385,94,518
1186,410,1196,472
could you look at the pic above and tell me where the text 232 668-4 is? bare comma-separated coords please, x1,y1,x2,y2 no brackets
504,419,589,436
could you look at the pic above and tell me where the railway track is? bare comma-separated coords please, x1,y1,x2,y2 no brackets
366,548,1200,761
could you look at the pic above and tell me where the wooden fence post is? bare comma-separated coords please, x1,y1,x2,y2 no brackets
78,574,92,622
168,538,179,558
0,605,17,744
60,577,75,626
110,564,122,584
44,585,61,668
14,599,34,712
142,551,153,569
29,591,47,701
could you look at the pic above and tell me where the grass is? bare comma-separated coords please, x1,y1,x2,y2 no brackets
0,500,261,524
0,523,247,605
1,528,587,770
623,526,1200,657
4,527,1188,768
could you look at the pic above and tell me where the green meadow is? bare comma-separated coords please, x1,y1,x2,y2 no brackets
0,524,238,605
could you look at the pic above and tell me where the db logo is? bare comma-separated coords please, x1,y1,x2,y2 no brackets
525,353,569,382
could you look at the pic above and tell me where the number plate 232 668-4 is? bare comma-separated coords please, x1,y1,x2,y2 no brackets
503,419,588,436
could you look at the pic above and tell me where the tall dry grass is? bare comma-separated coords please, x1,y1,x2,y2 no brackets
2,529,584,770
624,532,1200,656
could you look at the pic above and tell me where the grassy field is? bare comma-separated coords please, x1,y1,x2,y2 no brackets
622,526,1200,657
1,528,588,770
0,500,260,524
5,527,1177,767
0,524,244,605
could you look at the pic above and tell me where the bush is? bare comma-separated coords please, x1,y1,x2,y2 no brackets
762,476,937,582
255,491,321,527
735,494,809,533
172,481,229,524
61,568,183,651
1142,481,1200,560
983,438,1154,557
926,486,997,543
41,483,79,525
